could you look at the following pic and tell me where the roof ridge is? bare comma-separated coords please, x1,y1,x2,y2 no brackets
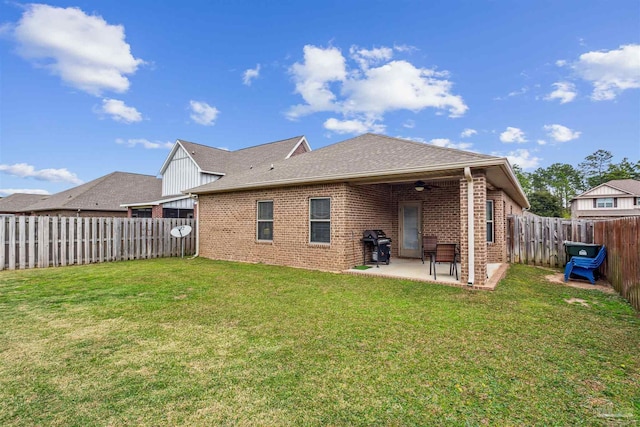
233,135,304,152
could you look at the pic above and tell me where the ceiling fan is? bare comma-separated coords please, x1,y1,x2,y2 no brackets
414,180,439,192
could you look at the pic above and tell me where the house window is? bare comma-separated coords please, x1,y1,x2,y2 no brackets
131,208,152,218
596,198,614,208
257,200,273,241
163,208,194,218
310,198,331,244
486,200,494,243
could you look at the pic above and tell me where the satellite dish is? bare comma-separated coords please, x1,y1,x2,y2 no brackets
170,225,193,258
170,225,192,238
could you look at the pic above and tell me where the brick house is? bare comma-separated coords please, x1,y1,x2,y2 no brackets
570,179,640,219
0,172,160,217
122,136,310,218
189,134,528,286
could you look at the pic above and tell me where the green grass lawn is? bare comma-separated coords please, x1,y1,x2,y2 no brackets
0,259,638,426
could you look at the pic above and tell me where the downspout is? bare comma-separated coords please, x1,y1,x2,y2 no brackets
189,194,199,259
464,167,475,286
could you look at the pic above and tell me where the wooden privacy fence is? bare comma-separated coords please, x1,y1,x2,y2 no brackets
507,215,594,268
594,217,640,311
0,216,196,271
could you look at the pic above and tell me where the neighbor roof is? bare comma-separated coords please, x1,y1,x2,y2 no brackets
572,179,640,200
188,133,528,207
16,172,161,213
0,193,50,213
161,136,307,176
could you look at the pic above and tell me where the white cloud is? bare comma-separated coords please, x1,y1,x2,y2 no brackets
342,60,467,118
100,99,142,123
116,138,173,149
287,44,467,123
429,138,472,150
11,4,143,96
288,45,347,118
537,139,547,145
544,124,581,142
507,87,528,97
403,119,415,129
572,44,640,100
393,44,417,53
189,100,219,126
349,45,393,69
544,82,577,104
323,118,385,134
0,163,83,184
0,188,50,196
503,149,541,170
243,64,261,86
500,127,527,143
460,128,477,138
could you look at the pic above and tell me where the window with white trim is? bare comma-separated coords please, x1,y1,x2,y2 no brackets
309,198,331,244
596,197,614,208
257,200,273,241
486,200,494,243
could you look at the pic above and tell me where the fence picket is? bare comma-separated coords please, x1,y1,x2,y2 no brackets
19,216,26,269
1,217,195,271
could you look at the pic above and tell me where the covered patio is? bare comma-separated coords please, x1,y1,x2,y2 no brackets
346,258,508,290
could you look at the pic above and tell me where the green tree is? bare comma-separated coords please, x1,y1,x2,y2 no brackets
512,164,532,196
528,191,563,217
579,150,613,187
601,158,640,182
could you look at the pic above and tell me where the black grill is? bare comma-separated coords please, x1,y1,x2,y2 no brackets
361,229,392,267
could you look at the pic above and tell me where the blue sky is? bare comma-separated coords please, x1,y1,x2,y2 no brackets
1,0,639,195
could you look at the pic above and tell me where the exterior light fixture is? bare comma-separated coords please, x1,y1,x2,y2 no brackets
414,181,425,192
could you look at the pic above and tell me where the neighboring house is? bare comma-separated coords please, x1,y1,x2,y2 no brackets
570,179,640,219
121,136,310,218
0,193,50,215
188,133,529,287
1,172,161,217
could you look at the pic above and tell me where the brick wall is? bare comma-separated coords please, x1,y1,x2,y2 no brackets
486,189,524,263
390,181,460,257
344,184,393,267
199,183,392,271
459,173,488,285
152,205,163,218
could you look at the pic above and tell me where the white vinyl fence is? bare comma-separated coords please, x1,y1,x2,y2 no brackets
0,216,196,271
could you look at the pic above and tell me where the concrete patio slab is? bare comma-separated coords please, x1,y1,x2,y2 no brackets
345,257,506,290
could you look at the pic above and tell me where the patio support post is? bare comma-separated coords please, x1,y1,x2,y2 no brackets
464,167,475,286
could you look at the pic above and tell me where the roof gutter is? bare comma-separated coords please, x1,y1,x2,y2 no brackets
464,167,475,286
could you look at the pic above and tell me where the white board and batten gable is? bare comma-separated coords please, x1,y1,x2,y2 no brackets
159,140,222,198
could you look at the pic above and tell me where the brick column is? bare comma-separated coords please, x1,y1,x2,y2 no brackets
152,205,163,218
459,173,487,285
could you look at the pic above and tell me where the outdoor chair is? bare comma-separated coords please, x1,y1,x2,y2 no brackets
421,235,438,273
564,245,606,284
434,243,458,281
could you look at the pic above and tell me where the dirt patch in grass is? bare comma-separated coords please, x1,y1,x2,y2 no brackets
545,273,617,294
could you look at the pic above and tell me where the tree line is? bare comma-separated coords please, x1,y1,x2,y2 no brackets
513,150,640,217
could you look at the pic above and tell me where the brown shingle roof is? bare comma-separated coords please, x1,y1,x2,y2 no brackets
572,178,640,200
17,172,161,213
188,133,500,193
0,193,50,213
176,136,305,175
606,179,640,195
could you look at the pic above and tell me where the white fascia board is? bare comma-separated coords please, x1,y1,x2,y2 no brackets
121,194,191,208
285,136,311,159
